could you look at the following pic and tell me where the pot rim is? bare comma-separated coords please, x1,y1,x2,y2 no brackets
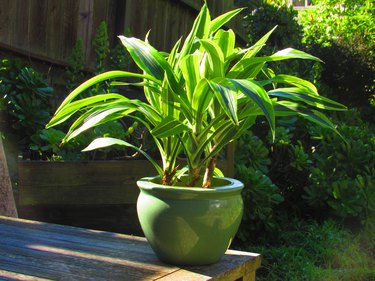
137,176,244,194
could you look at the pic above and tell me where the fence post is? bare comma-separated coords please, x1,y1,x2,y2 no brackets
0,138,18,217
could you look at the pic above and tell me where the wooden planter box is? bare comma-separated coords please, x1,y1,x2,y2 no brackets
17,149,234,234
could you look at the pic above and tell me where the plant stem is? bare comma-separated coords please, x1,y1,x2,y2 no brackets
188,167,201,187
202,155,217,188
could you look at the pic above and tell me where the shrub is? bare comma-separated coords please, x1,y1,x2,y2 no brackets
0,59,53,151
235,131,284,243
235,109,375,231
66,38,85,92
92,21,110,74
304,110,375,222
298,0,375,108
242,0,302,50
245,219,375,281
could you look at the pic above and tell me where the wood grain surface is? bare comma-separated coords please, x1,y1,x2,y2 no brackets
0,216,261,280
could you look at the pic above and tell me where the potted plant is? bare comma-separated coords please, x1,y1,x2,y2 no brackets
47,3,346,265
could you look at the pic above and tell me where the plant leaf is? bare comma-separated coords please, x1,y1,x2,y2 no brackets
150,116,190,139
52,71,159,117
179,54,202,101
209,8,243,34
262,74,319,95
269,87,347,111
83,137,163,176
271,48,322,62
229,79,275,136
200,39,225,77
47,93,128,128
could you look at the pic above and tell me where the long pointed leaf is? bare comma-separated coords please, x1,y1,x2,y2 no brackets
209,8,243,34
229,79,275,136
47,94,128,128
200,39,225,77
179,54,202,101
83,137,163,176
208,79,238,125
53,71,159,117
176,3,210,68
274,101,343,137
261,74,319,95
269,87,347,111
150,116,190,139
214,29,235,61
119,36,182,95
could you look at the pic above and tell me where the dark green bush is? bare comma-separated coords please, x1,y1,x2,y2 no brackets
299,0,375,108
247,219,375,281
235,131,284,243
304,110,375,222
235,110,375,239
242,0,302,50
236,0,375,239
0,59,53,150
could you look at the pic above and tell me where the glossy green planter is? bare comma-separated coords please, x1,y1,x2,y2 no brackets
136,176,244,265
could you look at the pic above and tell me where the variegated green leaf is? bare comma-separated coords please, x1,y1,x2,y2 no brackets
177,2,210,67
243,26,277,59
214,29,235,61
151,116,190,139
200,39,225,77
180,54,202,101
208,79,238,125
261,74,319,95
269,87,347,111
229,79,275,135
192,79,214,125
209,8,243,34
64,106,135,142
52,71,159,116
119,36,182,95
274,101,343,137
83,137,163,176
47,93,128,128
271,48,322,62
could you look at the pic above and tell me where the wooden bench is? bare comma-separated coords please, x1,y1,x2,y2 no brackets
0,216,261,280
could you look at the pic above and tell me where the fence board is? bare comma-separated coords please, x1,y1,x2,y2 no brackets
12,0,29,50
0,0,12,45
0,0,245,69
29,0,48,56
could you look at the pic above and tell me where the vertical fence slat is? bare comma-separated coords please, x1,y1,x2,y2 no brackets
0,0,13,46
46,0,64,63
29,0,48,56
77,0,94,65
0,0,245,67
12,0,30,50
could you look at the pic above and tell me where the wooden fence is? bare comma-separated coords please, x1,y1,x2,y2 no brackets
0,0,246,70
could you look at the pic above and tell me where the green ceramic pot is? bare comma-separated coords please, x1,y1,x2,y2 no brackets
136,176,244,265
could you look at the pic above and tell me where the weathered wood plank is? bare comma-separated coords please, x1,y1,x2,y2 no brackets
0,0,245,69
18,156,232,206
0,216,262,280
46,0,64,62
0,138,17,217
0,0,13,45
0,270,50,281
17,160,154,206
28,0,48,56
77,0,94,63
11,0,30,50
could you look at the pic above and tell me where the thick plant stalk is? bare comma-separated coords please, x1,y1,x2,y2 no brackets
162,166,178,186
202,156,217,188
188,167,201,187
